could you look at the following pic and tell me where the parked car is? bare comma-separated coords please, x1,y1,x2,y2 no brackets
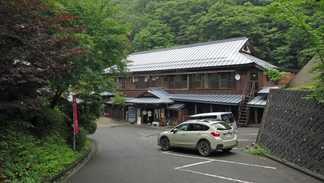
157,120,238,156
189,112,238,135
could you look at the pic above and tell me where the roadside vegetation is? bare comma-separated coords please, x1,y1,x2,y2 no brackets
242,144,270,156
0,0,130,182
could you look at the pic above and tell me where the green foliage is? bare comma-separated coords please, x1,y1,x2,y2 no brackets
48,0,132,108
111,0,324,73
264,65,291,88
260,0,324,103
110,92,126,107
0,115,85,182
25,106,69,139
74,91,100,135
245,144,270,155
133,20,174,51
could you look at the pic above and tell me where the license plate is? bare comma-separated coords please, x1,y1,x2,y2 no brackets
225,134,231,138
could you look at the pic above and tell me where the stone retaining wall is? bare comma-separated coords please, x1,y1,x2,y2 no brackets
256,89,324,175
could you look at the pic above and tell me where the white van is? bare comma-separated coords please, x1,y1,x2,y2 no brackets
190,112,238,135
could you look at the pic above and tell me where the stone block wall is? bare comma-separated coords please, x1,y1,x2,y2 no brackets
256,89,324,175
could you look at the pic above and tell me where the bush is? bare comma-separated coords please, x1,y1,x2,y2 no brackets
25,106,70,139
0,117,82,182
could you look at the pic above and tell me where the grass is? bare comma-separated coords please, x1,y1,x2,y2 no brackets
243,144,270,155
0,129,91,183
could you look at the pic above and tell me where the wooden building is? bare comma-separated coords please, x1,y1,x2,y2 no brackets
103,37,295,126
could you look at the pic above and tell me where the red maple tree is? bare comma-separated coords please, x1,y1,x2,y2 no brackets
0,0,87,116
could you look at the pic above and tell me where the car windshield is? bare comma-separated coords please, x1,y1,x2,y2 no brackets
221,114,235,123
211,123,232,130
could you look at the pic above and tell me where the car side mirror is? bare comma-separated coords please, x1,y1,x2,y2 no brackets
173,129,177,134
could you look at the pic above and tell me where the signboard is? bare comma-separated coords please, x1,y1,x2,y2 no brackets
128,106,135,122
73,95,79,135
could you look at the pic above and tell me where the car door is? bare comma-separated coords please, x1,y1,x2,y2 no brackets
169,124,188,147
185,124,205,148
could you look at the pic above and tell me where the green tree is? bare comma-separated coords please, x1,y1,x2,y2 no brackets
133,20,174,51
110,92,127,120
48,0,132,108
260,0,324,102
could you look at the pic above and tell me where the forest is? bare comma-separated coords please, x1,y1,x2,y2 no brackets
110,0,323,71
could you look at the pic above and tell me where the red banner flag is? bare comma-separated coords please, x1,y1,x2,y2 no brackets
73,95,79,135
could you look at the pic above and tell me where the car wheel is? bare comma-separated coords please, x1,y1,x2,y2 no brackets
222,148,232,153
160,138,170,151
198,141,211,156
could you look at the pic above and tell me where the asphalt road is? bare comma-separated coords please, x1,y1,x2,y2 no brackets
64,118,321,183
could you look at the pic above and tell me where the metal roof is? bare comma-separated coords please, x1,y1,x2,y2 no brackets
104,97,134,104
103,37,277,73
100,92,115,96
103,87,242,106
258,86,279,96
167,103,186,111
247,96,267,108
170,93,242,106
129,97,173,104
146,87,174,103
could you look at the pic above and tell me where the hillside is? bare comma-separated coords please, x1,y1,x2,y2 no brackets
110,0,323,71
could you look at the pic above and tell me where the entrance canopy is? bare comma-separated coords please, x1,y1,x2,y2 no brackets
167,103,185,111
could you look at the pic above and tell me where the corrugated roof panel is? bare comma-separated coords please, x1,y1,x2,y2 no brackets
105,97,134,104
247,96,267,108
168,103,186,111
170,93,242,106
104,37,280,74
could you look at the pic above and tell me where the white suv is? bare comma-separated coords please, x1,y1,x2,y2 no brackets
189,112,238,135
157,120,238,156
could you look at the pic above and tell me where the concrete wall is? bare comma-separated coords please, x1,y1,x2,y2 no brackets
257,89,324,175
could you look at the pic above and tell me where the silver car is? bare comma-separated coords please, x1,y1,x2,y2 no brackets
157,120,238,156
190,112,238,135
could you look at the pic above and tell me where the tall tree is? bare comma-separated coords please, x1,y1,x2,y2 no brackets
260,0,324,102
133,20,174,51
0,0,86,116
48,0,132,108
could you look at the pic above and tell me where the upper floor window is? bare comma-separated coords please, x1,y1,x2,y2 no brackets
251,72,258,81
175,75,187,89
189,74,202,89
220,72,235,89
204,73,219,89
163,75,175,89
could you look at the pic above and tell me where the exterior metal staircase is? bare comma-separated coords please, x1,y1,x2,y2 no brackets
237,81,256,127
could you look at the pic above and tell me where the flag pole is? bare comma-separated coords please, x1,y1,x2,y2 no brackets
72,94,79,150
73,95,76,151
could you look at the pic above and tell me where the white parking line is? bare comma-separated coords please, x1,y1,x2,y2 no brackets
174,161,212,169
164,152,276,183
177,168,253,183
163,152,277,169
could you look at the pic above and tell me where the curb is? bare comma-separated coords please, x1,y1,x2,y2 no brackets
263,154,324,182
45,138,97,183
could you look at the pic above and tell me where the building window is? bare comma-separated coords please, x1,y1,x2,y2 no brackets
162,76,175,89
137,76,146,89
220,72,236,89
175,74,187,89
189,74,202,89
204,73,219,89
251,72,258,81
